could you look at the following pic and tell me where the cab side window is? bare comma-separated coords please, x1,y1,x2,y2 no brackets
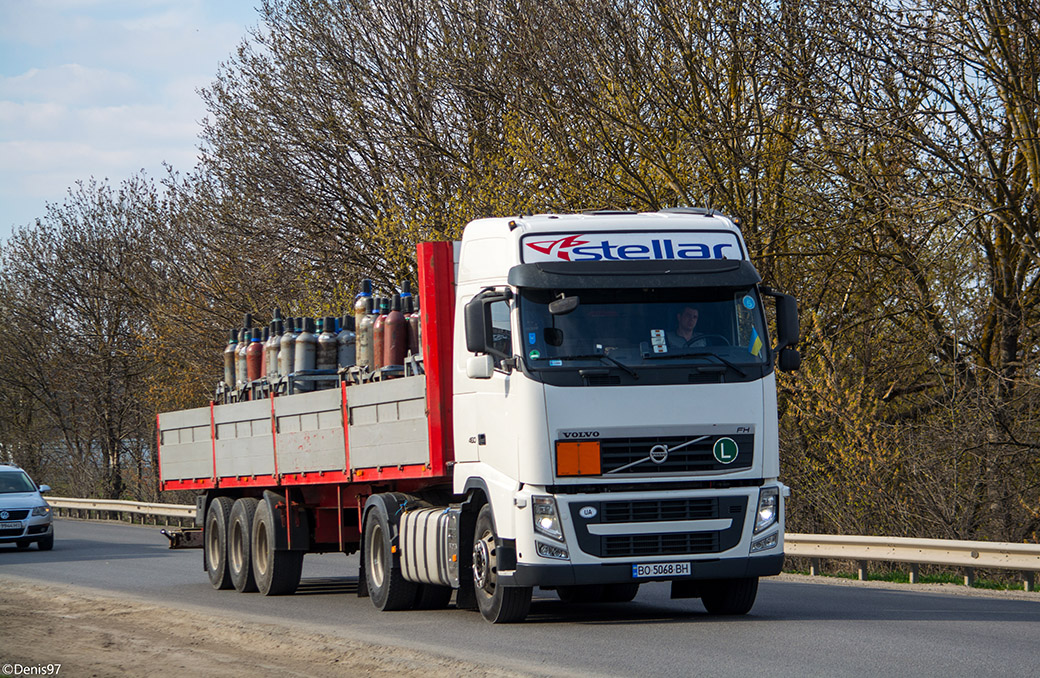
489,300,512,367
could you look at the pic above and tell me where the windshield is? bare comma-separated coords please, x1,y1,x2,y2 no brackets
518,287,769,370
0,471,37,494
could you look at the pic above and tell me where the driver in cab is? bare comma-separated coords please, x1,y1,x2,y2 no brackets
667,304,708,349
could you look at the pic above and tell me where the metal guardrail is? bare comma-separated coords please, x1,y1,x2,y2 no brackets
786,533,1038,591
45,497,1038,591
48,497,196,525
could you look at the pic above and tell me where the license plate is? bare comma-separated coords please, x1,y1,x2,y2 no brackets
0,521,22,530
632,561,691,578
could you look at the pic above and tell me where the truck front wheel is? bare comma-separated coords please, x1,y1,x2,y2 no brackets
205,496,234,590
472,504,531,623
700,577,758,615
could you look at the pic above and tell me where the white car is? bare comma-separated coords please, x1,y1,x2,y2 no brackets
0,463,54,550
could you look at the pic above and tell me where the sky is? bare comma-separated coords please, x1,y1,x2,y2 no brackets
0,0,262,242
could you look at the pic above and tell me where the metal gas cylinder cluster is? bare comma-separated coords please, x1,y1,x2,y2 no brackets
216,279,421,403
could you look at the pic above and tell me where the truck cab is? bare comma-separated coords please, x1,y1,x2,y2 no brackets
452,209,799,620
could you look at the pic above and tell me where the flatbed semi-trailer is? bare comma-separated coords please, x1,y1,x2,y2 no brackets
159,210,800,622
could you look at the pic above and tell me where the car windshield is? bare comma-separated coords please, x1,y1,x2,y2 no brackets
0,471,37,493
518,286,769,370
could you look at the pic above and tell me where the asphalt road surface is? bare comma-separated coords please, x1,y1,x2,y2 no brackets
2,520,1038,677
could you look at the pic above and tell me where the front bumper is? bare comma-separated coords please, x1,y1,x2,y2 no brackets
502,552,784,587
0,515,53,543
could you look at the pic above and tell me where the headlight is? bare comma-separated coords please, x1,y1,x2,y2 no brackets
754,487,778,534
532,495,564,542
32,505,51,517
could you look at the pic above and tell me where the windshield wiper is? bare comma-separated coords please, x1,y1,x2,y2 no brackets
552,353,639,379
642,350,747,377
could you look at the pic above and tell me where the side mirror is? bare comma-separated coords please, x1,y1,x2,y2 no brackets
463,288,513,360
774,293,799,351
38,484,51,493
466,354,495,380
778,347,801,372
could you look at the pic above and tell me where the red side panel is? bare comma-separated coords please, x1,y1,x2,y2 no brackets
417,241,456,477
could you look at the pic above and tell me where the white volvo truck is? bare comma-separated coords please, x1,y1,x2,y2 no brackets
158,208,800,623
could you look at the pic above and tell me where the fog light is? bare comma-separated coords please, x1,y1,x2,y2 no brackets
536,540,569,560
750,532,778,553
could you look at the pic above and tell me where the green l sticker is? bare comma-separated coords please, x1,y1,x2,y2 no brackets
713,437,738,464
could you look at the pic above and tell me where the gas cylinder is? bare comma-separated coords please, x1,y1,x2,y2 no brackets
246,328,264,383
410,295,421,355
338,313,357,369
223,329,238,386
260,327,269,379
354,279,372,328
266,320,281,380
373,297,389,372
294,317,317,391
236,314,252,389
384,294,407,367
357,297,374,371
403,297,419,356
279,317,297,378
316,316,338,372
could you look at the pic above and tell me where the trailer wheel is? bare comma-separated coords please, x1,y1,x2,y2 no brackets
252,499,303,596
228,497,259,592
205,496,235,590
413,583,453,610
700,577,758,615
364,506,417,610
472,504,531,623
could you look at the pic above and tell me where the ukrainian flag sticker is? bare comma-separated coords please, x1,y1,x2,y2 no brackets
748,328,763,357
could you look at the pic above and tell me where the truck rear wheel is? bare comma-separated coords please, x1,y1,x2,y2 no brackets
229,497,259,592
252,499,303,595
364,506,417,610
205,496,235,590
472,504,531,623
701,577,758,615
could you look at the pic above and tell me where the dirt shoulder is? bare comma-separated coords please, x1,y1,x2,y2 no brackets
0,578,536,678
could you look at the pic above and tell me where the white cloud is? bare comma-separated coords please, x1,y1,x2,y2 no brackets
0,64,139,106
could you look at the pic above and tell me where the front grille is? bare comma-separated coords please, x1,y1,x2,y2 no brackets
600,434,754,474
569,496,748,558
603,498,717,523
0,509,30,520
604,532,719,557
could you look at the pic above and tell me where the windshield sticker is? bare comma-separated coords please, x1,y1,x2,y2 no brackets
650,329,668,353
549,358,562,366
748,328,763,356
528,331,537,345
529,349,541,359
742,295,756,310
521,231,745,263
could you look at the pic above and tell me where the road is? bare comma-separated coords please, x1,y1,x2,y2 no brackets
2,519,1038,677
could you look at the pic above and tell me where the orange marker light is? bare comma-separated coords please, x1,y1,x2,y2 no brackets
556,441,601,476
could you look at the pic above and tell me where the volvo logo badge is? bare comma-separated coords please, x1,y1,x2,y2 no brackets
649,444,669,464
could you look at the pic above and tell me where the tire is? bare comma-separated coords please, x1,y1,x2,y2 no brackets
701,577,758,615
228,497,260,592
364,506,418,610
472,504,531,623
252,499,303,596
205,496,235,590
36,533,54,551
413,583,453,610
